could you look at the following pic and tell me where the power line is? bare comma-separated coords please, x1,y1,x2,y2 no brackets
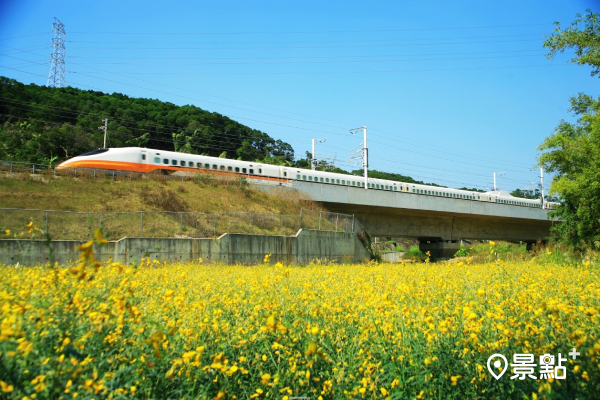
68,63,566,75
58,52,547,67
65,33,543,45
0,32,50,41
62,48,550,61
64,38,543,51
66,23,553,35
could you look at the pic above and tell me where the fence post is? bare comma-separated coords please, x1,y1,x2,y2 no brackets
32,164,35,175
318,211,322,231
53,167,56,178
45,211,49,235
299,208,303,229
74,168,77,178
281,215,283,236
93,170,96,178
351,215,355,233
214,214,217,237
9,162,12,174
335,214,339,232
180,213,183,236
140,212,144,237
251,213,254,235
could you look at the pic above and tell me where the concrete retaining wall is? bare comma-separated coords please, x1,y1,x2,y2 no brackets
0,229,370,266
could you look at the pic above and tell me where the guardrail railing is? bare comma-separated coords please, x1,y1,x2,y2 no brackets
0,208,356,241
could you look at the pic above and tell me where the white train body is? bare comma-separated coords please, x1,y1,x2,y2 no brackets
57,147,558,210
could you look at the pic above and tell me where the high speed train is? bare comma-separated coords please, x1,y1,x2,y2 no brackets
57,147,557,209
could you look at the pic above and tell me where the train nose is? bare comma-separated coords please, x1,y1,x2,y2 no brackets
56,159,73,170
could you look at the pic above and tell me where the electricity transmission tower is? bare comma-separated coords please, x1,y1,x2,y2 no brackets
47,18,66,88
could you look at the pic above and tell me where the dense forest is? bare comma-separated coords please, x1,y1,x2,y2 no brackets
0,76,539,196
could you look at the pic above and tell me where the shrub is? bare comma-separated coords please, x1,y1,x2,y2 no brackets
405,245,427,262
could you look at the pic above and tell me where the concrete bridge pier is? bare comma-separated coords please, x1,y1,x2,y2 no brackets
418,238,461,260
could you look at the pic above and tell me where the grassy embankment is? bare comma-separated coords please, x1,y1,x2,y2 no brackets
0,173,329,239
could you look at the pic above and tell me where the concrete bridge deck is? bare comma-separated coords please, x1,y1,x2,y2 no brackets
261,181,555,258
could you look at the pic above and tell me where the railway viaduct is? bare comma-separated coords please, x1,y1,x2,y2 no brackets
264,181,554,258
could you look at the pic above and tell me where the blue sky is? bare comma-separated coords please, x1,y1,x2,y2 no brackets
1,0,598,192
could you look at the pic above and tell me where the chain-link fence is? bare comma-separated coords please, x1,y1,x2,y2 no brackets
0,160,290,185
0,208,357,240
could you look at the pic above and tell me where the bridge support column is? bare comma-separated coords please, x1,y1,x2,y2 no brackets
418,238,461,260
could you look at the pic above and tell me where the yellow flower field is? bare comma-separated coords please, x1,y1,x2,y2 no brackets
0,255,599,399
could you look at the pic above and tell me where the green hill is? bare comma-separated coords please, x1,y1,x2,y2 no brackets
0,76,294,165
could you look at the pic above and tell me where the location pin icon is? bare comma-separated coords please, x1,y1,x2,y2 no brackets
487,354,508,380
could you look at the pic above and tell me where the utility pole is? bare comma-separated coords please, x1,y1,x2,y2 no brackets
350,126,368,189
311,138,326,170
99,118,108,148
46,18,66,88
540,167,545,209
493,172,505,191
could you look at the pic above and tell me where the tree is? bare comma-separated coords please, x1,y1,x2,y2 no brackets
537,93,600,246
544,10,600,76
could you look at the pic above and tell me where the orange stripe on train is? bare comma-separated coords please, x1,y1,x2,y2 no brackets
56,160,290,182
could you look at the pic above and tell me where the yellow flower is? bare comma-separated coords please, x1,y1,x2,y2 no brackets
0,381,13,393
260,373,271,384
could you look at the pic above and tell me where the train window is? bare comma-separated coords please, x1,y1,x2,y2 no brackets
212,164,218,169
228,166,233,172
297,174,301,179
154,157,160,163
302,175,306,180
341,180,345,184
221,166,225,171
235,167,240,172
319,177,322,182
141,154,146,160
283,171,287,177
412,189,415,193
308,176,312,181
249,168,253,173
336,179,340,184
326,178,329,183
172,160,177,166
205,163,210,169
242,168,247,173
188,161,193,167
258,168,262,173
163,159,169,165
